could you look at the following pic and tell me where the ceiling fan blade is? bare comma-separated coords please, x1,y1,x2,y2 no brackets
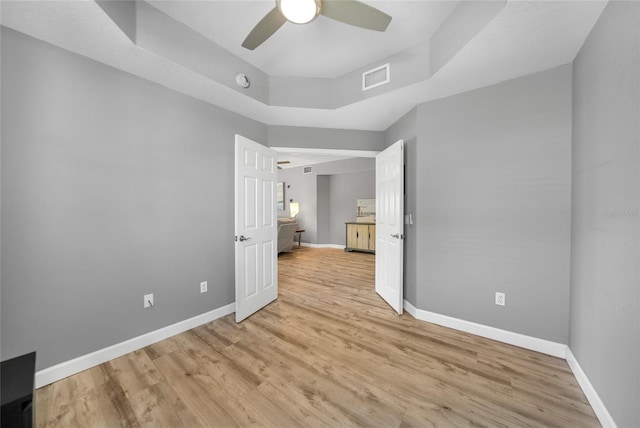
320,0,391,32
242,7,287,50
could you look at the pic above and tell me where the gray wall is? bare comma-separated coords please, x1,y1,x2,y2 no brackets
0,28,267,370
570,2,640,427
316,176,331,244
276,166,318,243
315,157,375,175
384,108,418,305
418,66,572,343
386,66,573,344
268,126,384,152
328,170,376,246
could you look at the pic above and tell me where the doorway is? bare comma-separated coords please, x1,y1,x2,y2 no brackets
273,143,405,314
234,136,404,321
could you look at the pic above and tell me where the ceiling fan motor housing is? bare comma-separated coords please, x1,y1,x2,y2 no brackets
276,0,321,24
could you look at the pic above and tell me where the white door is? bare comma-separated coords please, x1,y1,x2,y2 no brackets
375,139,404,314
235,134,278,322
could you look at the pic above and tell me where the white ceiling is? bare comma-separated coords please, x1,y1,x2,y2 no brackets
0,0,608,131
148,0,458,78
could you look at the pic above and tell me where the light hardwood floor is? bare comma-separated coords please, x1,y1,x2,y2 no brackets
36,247,600,427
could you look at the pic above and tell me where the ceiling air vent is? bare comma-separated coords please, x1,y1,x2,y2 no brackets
303,165,313,174
362,63,390,91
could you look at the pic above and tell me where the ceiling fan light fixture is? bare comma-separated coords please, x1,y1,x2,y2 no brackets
277,0,320,24
243,0,391,50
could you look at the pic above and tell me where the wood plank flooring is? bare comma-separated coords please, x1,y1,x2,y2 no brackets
35,247,600,427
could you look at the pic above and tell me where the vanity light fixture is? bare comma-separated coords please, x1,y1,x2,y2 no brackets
289,202,300,218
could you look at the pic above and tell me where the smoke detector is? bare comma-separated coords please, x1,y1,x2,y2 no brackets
236,73,250,88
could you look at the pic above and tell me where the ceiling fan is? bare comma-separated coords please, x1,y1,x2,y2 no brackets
242,0,392,50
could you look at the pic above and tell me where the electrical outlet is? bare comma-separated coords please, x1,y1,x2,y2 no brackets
200,281,208,293
495,292,505,306
144,293,154,309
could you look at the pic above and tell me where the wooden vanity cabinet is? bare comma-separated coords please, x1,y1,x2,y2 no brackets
345,222,376,253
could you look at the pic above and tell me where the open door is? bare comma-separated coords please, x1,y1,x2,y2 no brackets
375,139,404,314
235,134,278,322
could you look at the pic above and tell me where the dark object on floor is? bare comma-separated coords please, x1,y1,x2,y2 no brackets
1,351,36,428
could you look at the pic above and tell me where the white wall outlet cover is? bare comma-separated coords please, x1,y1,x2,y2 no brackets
200,281,208,293
495,292,506,306
144,293,154,308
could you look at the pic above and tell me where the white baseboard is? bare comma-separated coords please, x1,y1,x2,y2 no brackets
566,348,617,428
300,243,345,249
33,294,615,428
403,300,567,358
403,300,617,427
35,302,235,388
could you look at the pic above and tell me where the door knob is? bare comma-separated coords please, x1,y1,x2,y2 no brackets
390,233,400,239
239,235,251,242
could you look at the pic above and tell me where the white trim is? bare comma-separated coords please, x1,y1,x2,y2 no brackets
403,299,418,318
299,242,345,249
32,296,616,428
566,348,618,428
403,300,617,427
403,300,567,358
35,302,235,388
271,147,380,159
